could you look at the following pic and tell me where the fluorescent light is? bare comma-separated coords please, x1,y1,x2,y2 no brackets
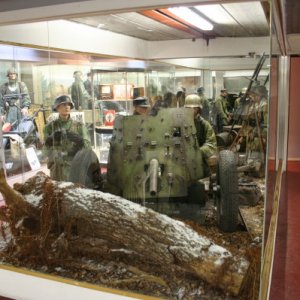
195,5,235,25
168,7,213,31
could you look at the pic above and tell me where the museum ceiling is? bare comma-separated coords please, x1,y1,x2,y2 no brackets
71,1,270,42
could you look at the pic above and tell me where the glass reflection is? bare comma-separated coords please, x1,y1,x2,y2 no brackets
0,1,271,298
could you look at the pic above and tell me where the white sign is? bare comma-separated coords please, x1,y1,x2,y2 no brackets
25,147,41,171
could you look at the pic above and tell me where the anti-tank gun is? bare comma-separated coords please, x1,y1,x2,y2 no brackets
106,108,239,232
107,108,204,200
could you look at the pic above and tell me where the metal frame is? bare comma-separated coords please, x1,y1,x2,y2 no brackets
276,56,290,171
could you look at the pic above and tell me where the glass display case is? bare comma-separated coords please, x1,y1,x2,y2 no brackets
91,68,147,122
0,38,270,300
0,52,181,173
90,68,146,167
90,66,178,166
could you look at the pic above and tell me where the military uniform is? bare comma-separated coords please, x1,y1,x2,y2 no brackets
196,87,210,122
175,90,185,107
84,77,99,99
233,88,248,122
215,94,230,129
132,97,150,115
194,115,217,160
43,117,91,181
71,78,91,110
237,86,268,158
234,97,241,112
184,94,217,176
0,81,31,124
247,95,268,154
198,94,210,121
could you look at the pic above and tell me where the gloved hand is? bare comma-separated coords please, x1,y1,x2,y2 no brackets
45,135,54,147
66,131,84,145
44,131,63,147
53,131,63,141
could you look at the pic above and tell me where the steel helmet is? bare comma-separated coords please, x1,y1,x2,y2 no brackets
184,94,203,109
73,70,83,78
197,87,204,94
53,95,74,111
133,97,150,107
7,67,17,77
241,87,248,94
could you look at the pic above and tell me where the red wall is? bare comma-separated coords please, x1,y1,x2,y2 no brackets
288,57,300,162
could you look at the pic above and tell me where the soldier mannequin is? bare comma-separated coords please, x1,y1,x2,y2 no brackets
234,87,247,112
184,94,217,176
43,95,91,181
84,72,99,99
247,85,268,155
233,87,248,125
133,97,151,115
149,92,175,116
0,67,31,125
248,85,268,127
214,89,231,132
175,87,186,107
71,71,92,110
196,87,210,121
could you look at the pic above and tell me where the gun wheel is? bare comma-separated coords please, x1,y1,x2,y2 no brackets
69,149,101,189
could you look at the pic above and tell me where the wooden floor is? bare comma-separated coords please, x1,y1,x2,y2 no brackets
269,169,300,299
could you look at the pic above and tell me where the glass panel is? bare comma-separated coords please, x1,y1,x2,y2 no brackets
0,2,271,299
264,18,280,249
0,45,45,180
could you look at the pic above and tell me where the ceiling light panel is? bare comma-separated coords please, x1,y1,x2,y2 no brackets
72,13,195,40
195,4,236,25
168,7,213,31
222,2,269,35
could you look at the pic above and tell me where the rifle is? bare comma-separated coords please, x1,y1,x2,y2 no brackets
3,93,28,101
230,52,267,126
263,74,270,86
228,53,268,153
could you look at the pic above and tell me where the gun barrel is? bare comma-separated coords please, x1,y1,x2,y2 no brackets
149,158,159,196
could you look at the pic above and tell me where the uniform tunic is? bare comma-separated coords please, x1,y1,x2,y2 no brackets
71,79,91,110
215,95,230,127
198,94,210,121
0,81,31,125
194,115,217,176
194,115,217,159
43,116,91,181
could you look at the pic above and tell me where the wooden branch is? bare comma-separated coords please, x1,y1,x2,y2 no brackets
0,170,249,295
0,169,39,219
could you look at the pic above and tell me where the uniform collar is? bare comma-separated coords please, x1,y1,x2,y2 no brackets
58,115,71,123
